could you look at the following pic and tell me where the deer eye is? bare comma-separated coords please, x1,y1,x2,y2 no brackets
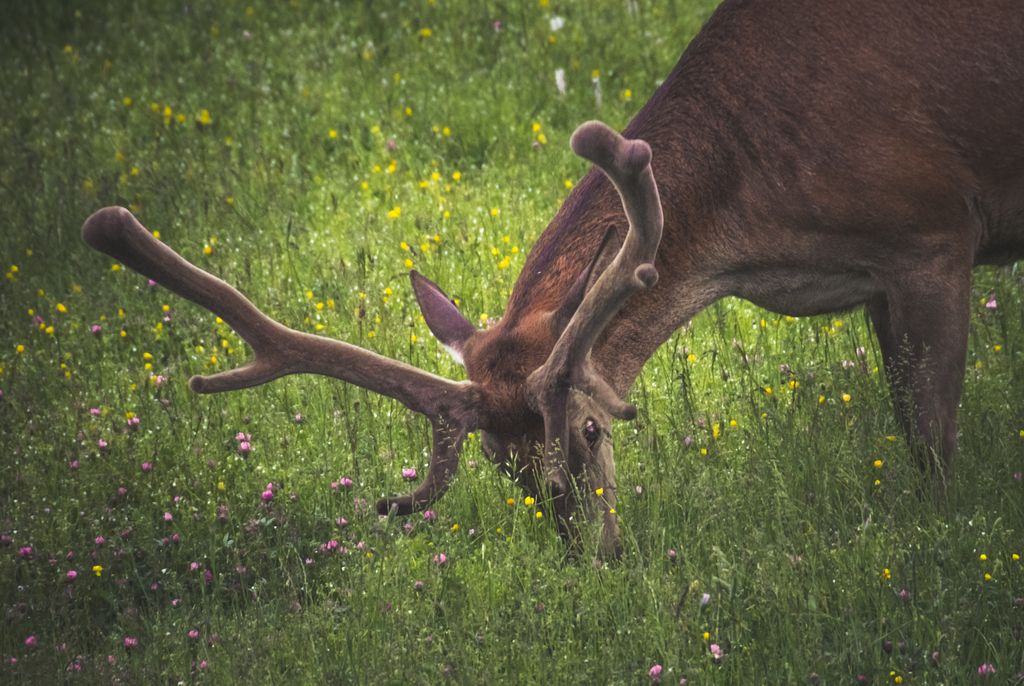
583,418,600,447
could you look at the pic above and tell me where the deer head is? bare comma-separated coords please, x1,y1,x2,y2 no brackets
81,120,662,558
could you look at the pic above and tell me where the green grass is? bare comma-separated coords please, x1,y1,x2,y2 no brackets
2,0,1024,683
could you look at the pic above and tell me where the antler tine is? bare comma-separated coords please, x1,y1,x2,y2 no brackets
526,121,664,490
82,206,478,513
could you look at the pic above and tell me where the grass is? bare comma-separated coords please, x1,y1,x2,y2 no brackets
2,0,1024,683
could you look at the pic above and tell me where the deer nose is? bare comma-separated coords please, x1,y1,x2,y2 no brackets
545,470,568,499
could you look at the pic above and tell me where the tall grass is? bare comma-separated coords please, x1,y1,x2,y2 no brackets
2,0,1023,683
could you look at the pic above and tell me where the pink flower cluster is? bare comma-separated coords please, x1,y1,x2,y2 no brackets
236,432,252,456
262,483,274,502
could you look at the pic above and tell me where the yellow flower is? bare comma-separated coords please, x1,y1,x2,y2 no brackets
703,632,709,641
327,299,334,308
712,424,720,438
452,524,458,531
384,287,393,296
64,45,73,54
491,208,499,216
420,28,432,36
730,419,737,427
92,565,102,577
525,497,535,505
507,498,514,505
111,264,121,271
985,574,992,580
1013,554,1019,561
368,331,376,338
874,479,880,486
405,259,413,268
995,345,1002,352
895,678,902,684
595,488,603,496
204,245,212,255
453,172,461,180
443,127,450,136
388,206,401,218
226,197,233,204
790,380,799,389
980,554,987,561
765,387,772,395
211,355,217,364
218,481,225,490
538,133,547,144
873,460,882,468
687,354,696,362
56,303,67,313
701,448,707,455
16,345,24,353
123,97,132,106
819,396,825,403
329,130,337,138
480,313,488,322
623,89,632,98
535,511,543,519
881,568,891,579
200,110,211,124
565,180,573,188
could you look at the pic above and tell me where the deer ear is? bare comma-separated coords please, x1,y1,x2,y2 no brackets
550,225,621,335
411,270,476,365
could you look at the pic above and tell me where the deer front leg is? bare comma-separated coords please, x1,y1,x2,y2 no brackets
866,264,971,502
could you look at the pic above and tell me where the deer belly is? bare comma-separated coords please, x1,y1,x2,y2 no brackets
731,269,882,318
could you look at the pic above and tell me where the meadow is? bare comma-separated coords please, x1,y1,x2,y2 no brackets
2,0,1024,683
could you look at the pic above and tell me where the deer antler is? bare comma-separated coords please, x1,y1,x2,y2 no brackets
526,121,663,493
82,207,478,515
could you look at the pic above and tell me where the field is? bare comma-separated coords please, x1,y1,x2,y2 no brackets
2,0,1024,683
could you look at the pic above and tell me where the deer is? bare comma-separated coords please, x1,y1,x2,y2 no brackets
83,0,1024,559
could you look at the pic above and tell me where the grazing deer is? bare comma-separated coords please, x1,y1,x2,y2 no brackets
83,0,1024,558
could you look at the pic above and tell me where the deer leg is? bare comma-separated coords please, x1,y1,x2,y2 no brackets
865,266,971,501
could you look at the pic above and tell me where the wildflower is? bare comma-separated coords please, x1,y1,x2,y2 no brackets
873,459,882,468
25,636,37,648
67,570,77,580
93,565,102,576
700,593,710,609
668,549,676,563
420,28,432,36
164,512,172,521
189,630,199,640
978,663,996,675
19,547,31,559
423,510,437,521
880,568,891,579
525,496,536,505
649,665,662,682
432,553,448,566
710,643,723,660
842,393,851,402
262,487,274,502
402,468,417,480
536,511,543,519
95,536,104,547
124,637,138,650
